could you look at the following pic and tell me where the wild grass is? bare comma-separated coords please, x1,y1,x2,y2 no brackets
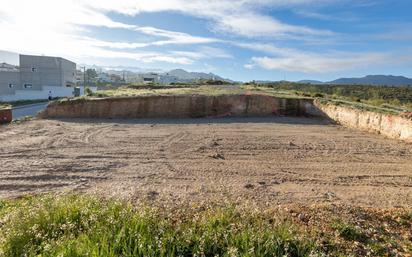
331,220,367,242
91,85,246,97
0,195,316,257
89,85,311,100
1,195,410,256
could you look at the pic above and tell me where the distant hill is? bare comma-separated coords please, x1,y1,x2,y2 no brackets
297,80,324,84
328,75,412,86
89,66,233,84
165,69,231,82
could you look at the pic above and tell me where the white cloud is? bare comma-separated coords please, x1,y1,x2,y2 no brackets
83,0,335,38
250,52,388,73
244,64,256,70
212,13,333,37
0,0,223,65
167,46,232,63
235,42,397,73
135,27,221,46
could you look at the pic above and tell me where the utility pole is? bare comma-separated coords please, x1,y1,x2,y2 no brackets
83,66,86,88
79,66,86,95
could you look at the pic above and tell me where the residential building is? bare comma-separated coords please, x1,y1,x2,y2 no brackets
0,54,77,101
138,73,160,84
97,72,110,83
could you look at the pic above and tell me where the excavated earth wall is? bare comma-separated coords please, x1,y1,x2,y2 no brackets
39,94,412,142
39,94,323,119
314,100,412,142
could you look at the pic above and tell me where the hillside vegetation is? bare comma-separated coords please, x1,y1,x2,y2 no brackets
252,82,412,111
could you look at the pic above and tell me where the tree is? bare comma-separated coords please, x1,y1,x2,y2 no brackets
85,69,98,84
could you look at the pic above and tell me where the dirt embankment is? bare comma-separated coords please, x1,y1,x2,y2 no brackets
39,94,412,142
39,94,322,119
315,100,412,142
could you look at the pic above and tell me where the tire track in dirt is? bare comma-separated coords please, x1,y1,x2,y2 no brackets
158,130,191,174
1,118,412,207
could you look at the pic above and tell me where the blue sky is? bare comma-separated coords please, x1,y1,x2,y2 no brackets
0,0,411,81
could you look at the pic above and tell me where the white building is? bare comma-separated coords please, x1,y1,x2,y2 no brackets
135,73,182,85
0,54,77,102
97,72,111,83
138,73,160,84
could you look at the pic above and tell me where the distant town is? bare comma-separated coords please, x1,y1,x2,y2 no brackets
0,53,232,102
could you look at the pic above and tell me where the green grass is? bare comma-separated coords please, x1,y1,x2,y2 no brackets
0,195,316,257
317,98,401,115
1,195,411,256
331,220,368,243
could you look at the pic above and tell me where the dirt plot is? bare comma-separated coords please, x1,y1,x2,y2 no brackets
1,117,412,208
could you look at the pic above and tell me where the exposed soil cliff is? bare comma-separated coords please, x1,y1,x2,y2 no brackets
315,99,412,142
39,94,412,142
39,94,322,119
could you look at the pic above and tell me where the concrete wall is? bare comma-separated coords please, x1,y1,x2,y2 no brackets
0,71,20,95
60,58,76,87
40,94,320,119
314,100,412,142
0,86,75,102
20,55,61,90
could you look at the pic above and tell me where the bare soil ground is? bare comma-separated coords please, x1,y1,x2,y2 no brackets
1,117,412,208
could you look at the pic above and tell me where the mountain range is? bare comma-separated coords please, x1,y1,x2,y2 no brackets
298,75,412,86
164,69,230,82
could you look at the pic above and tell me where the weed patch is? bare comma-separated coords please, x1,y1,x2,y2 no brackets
332,220,368,242
0,195,316,257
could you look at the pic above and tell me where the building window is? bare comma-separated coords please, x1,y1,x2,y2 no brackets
31,67,37,72
8,83,15,88
24,84,33,89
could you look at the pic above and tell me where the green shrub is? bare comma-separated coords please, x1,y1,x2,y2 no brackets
332,221,367,242
85,87,93,96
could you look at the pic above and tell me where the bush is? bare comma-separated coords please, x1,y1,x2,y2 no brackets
84,87,93,96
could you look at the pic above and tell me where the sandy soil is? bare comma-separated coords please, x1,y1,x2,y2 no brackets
1,117,411,208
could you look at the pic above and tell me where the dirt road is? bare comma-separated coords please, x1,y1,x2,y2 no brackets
1,117,411,208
